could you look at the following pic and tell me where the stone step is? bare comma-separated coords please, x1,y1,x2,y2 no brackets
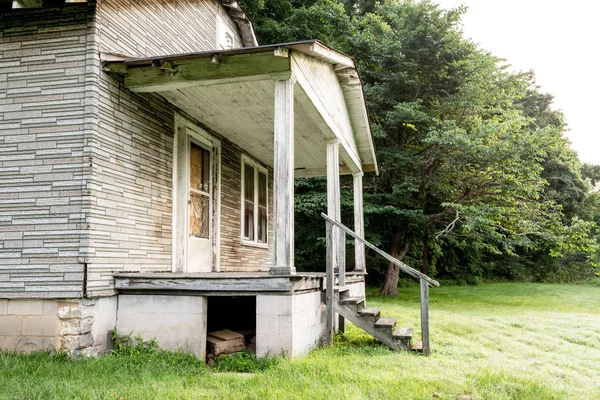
357,306,380,323
338,296,365,311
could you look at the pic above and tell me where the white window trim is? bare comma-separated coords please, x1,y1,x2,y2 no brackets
173,114,222,272
240,154,269,249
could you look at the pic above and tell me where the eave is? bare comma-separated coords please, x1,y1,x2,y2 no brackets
103,40,378,176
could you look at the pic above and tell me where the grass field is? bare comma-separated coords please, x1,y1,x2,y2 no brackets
1,282,599,400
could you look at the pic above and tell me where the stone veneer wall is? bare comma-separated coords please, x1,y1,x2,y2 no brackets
0,3,97,298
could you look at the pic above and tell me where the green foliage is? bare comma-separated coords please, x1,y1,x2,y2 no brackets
241,0,600,284
111,330,159,356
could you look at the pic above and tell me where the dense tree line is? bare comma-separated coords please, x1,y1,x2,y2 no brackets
239,0,600,292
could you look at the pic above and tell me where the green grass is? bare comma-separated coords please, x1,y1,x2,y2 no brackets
1,283,599,400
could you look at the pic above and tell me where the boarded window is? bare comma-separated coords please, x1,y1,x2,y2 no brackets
242,158,268,245
189,143,211,238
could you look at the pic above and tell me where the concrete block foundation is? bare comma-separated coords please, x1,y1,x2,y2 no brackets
256,291,323,357
116,295,207,358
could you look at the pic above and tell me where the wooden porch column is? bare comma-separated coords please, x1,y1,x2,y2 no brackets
326,139,341,271
271,78,296,275
327,139,344,331
353,172,366,272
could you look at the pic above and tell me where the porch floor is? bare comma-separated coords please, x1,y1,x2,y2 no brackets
114,271,365,296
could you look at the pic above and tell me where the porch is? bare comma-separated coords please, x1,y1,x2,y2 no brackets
103,40,376,277
103,40,438,358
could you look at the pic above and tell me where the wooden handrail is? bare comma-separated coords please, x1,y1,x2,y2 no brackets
321,213,440,287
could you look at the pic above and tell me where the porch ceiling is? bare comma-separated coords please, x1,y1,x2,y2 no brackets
161,79,334,173
103,40,378,176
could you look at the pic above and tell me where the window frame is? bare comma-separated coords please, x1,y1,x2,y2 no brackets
240,155,268,248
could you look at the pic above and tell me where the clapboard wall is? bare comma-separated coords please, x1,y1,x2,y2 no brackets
85,0,260,295
0,3,96,298
96,0,243,57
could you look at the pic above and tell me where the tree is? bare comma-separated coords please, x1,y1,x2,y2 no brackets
241,0,600,290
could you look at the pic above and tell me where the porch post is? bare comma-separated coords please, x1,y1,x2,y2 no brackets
326,139,341,271
327,139,344,332
353,172,366,272
271,78,296,275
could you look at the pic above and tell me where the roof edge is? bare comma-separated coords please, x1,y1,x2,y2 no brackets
219,0,259,47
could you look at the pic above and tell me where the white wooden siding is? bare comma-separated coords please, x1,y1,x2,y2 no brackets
97,0,244,58
291,51,361,172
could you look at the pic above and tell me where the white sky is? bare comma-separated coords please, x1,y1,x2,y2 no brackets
434,0,599,165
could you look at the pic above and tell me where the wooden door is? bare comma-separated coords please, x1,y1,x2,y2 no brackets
187,141,212,272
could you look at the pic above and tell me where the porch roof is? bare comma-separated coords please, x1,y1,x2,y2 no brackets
103,40,378,176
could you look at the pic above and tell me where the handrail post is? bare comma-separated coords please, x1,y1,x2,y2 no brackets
325,220,334,346
338,230,346,333
420,277,430,356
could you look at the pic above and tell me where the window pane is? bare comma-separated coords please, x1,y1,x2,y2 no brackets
244,200,254,240
189,192,209,238
202,148,210,192
258,206,267,243
258,171,267,208
190,143,209,192
244,164,254,202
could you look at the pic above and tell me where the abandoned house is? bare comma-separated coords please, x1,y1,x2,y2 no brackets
0,0,438,359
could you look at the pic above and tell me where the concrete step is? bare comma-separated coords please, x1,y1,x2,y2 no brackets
357,306,380,323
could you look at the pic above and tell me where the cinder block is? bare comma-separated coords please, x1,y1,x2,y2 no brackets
17,337,61,354
8,300,42,315
278,315,292,336
0,335,20,352
116,295,207,358
94,296,117,313
255,313,278,336
0,300,7,315
0,316,22,336
118,294,204,315
256,334,291,358
41,300,58,316
256,295,292,316
22,316,59,337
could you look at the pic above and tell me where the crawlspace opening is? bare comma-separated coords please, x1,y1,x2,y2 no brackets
206,296,256,359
